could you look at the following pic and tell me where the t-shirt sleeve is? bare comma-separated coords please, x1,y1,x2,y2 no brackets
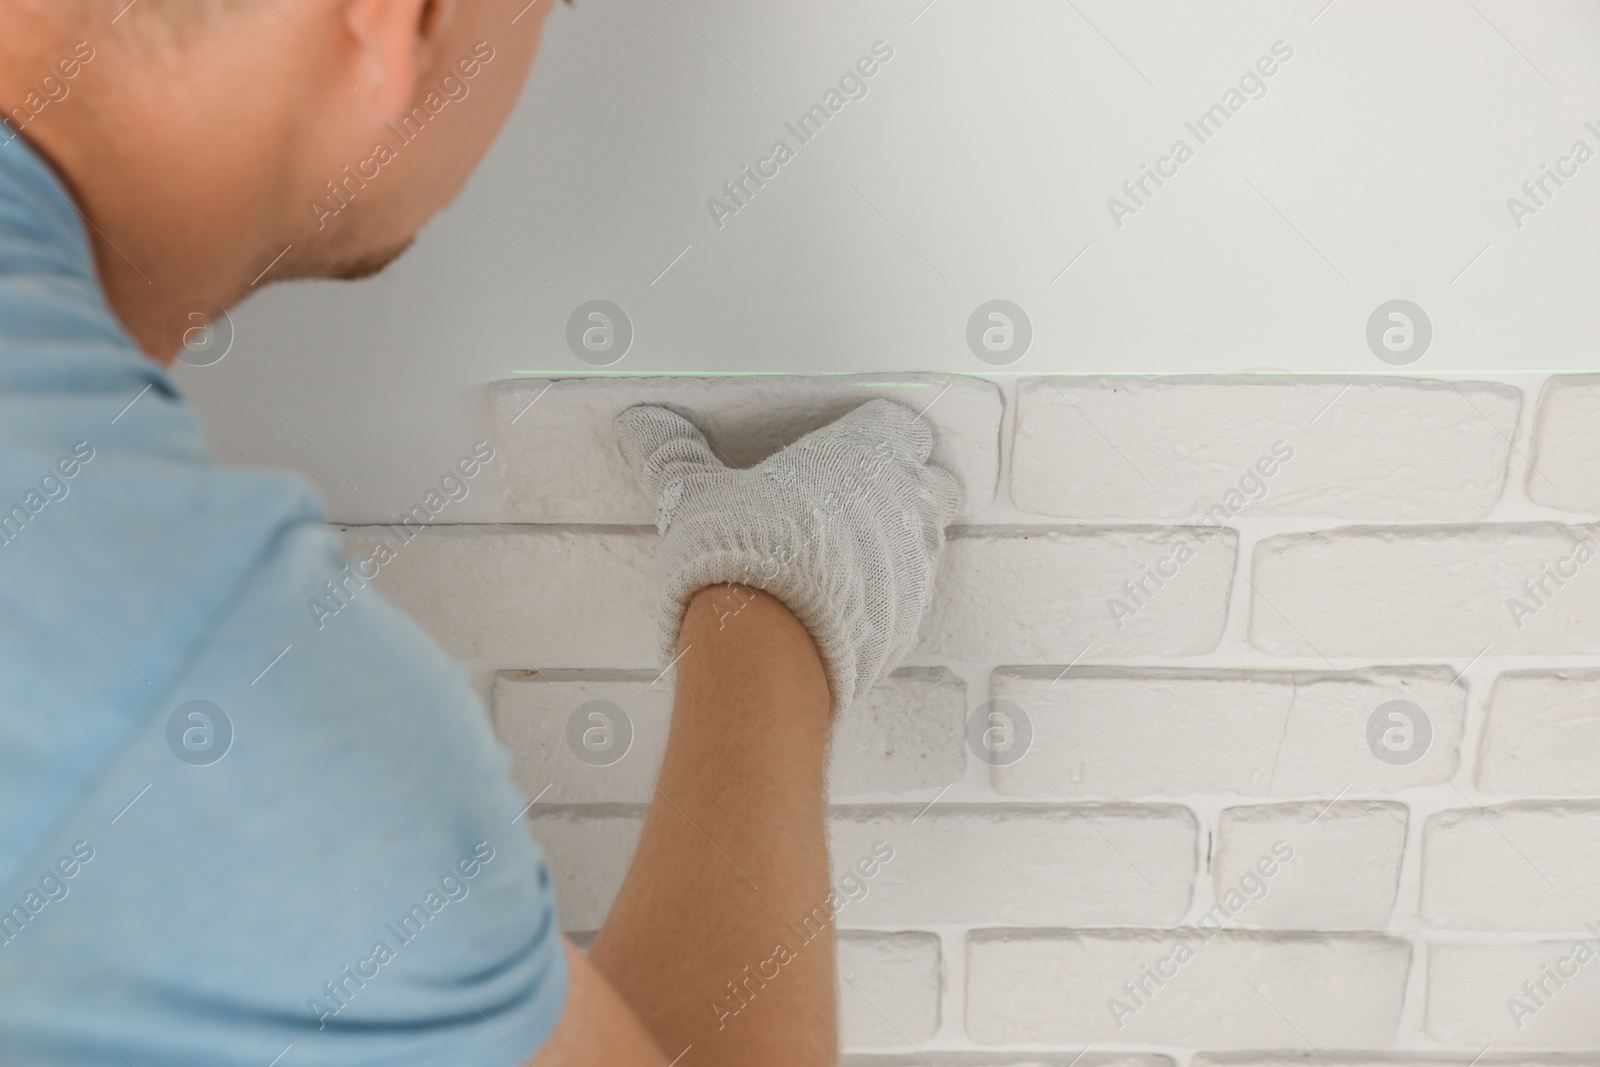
0,520,568,1067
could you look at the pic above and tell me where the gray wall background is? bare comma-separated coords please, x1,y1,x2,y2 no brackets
175,0,1600,522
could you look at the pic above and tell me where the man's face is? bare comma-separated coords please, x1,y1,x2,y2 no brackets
295,0,553,281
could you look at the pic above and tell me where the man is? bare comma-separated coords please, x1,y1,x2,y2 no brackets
0,3,958,1065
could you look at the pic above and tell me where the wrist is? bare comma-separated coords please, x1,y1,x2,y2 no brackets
683,584,812,651
680,584,833,709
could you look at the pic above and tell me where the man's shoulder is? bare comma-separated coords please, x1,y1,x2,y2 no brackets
0,383,337,878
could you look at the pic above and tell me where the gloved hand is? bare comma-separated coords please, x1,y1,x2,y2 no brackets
615,398,961,714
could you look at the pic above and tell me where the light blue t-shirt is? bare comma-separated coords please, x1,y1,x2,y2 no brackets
0,133,566,1064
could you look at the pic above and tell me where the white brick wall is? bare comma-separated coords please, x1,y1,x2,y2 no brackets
1480,671,1600,795
1420,804,1600,931
966,930,1410,1046
826,805,1196,927
349,372,1600,1060
845,1059,1174,1067
1250,525,1600,658
990,667,1463,797
1193,1058,1590,1067
920,526,1237,660
1214,801,1407,930
1428,942,1600,1046
845,1057,1174,1067
1011,377,1519,520
837,931,943,1048
1528,375,1600,514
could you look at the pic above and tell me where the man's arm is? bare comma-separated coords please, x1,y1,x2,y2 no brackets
529,399,957,1066
528,940,670,1067
528,585,835,1067
588,584,837,1065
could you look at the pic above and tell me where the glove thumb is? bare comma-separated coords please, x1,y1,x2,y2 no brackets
614,405,728,499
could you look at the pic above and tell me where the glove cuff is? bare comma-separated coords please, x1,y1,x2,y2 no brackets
658,551,859,716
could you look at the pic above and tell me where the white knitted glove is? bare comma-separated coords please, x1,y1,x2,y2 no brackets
615,398,961,714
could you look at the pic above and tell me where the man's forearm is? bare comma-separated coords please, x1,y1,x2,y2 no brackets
587,584,837,1067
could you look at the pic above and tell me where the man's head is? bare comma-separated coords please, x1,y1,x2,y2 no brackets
0,0,556,360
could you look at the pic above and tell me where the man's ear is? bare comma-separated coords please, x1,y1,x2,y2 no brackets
342,0,458,121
